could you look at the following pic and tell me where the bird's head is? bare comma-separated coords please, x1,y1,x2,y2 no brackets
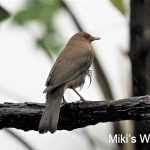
73,32,101,43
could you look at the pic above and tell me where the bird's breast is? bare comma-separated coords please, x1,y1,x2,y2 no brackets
66,70,89,89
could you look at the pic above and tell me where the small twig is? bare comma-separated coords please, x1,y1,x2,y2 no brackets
5,129,35,150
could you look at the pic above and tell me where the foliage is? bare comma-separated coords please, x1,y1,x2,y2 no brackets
0,6,10,22
110,0,126,15
12,0,126,58
13,0,62,58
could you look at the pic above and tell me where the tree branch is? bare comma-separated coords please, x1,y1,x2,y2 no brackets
0,95,150,132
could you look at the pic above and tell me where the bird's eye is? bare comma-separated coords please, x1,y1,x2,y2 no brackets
84,34,90,39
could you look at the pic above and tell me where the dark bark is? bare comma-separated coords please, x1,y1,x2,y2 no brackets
130,0,150,149
0,95,150,132
130,0,147,95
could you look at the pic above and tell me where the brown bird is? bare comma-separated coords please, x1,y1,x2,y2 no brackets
38,32,100,133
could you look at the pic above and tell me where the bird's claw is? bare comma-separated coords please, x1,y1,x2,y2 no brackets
62,96,67,104
80,98,87,102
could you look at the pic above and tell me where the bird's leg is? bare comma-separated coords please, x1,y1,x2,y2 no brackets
62,96,67,104
72,88,86,102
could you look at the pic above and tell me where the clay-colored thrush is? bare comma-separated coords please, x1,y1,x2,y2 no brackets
38,32,100,133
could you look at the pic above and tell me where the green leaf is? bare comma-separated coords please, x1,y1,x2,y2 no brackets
13,0,61,25
110,0,126,15
13,0,62,59
37,31,62,59
0,6,10,22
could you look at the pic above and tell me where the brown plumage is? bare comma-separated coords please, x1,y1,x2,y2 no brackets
38,32,100,133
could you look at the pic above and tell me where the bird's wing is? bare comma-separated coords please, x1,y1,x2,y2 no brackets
44,45,93,92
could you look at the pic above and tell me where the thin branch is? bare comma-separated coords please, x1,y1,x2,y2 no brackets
59,0,82,31
5,129,35,150
0,95,150,132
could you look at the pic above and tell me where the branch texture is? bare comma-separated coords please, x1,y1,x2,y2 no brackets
0,95,150,132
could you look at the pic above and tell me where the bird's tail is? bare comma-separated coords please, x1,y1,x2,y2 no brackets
38,85,65,134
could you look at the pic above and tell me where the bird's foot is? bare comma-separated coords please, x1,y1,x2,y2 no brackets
62,96,67,104
80,97,87,102
72,88,87,102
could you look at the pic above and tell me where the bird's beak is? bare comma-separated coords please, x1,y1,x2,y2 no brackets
91,36,101,41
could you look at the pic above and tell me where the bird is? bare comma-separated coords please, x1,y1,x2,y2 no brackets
38,32,101,134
